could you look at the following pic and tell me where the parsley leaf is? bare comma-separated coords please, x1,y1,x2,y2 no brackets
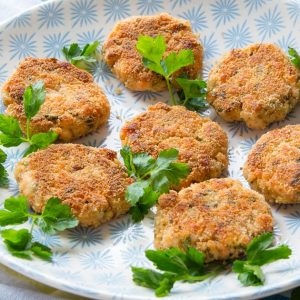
0,195,78,261
0,195,29,226
23,80,46,120
121,146,190,222
132,267,176,297
0,165,8,187
23,131,59,157
0,134,23,147
136,35,166,66
146,248,190,274
23,81,58,153
1,228,32,259
132,247,220,297
30,132,58,148
0,149,8,188
288,47,300,69
30,242,52,261
233,233,291,286
0,148,7,163
150,149,190,194
0,114,23,137
0,115,23,147
62,41,100,72
62,43,82,61
133,233,291,296
136,35,208,112
37,197,79,234
0,81,58,156
232,261,265,286
176,77,208,112
120,145,136,176
1,229,52,261
163,50,194,77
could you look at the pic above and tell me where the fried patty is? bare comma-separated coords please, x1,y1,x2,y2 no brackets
244,125,300,204
155,178,273,262
14,144,133,227
207,43,300,129
120,102,228,188
103,13,203,91
2,57,110,141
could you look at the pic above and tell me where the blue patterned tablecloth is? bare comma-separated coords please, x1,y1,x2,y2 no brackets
0,1,296,300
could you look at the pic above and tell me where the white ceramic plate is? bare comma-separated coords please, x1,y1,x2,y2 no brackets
0,0,300,299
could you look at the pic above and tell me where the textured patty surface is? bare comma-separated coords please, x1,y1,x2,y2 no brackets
103,13,203,91
244,125,300,203
14,144,133,227
120,102,228,188
207,44,300,129
2,57,110,141
155,178,273,262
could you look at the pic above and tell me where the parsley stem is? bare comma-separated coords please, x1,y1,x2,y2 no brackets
166,78,176,105
26,119,31,140
29,218,36,235
182,97,189,106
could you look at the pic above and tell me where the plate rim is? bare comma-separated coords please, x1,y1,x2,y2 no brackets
1,250,300,300
0,0,299,299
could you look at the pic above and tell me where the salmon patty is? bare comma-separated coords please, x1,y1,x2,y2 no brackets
103,13,203,91
207,44,300,129
2,57,110,141
120,102,228,188
155,178,273,262
14,144,133,227
244,125,300,204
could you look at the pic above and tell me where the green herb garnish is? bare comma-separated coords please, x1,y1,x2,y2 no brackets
0,81,58,157
0,149,8,188
136,35,207,112
132,247,221,297
233,233,292,286
120,146,190,222
176,77,208,112
132,233,292,297
288,47,300,69
0,195,78,261
62,41,100,72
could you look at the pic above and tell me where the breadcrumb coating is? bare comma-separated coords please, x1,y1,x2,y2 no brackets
14,144,133,227
207,44,300,129
120,102,228,188
155,178,273,262
244,125,300,203
103,13,203,91
2,57,110,141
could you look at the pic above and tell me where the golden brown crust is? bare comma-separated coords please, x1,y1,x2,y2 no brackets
155,178,273,262
207,44,300,129
14,144,133,227
120,102,228,188
243,125,300,203
2,57,110,141
103,13,203,91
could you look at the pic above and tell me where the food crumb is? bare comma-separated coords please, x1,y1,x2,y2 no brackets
115,87,122,95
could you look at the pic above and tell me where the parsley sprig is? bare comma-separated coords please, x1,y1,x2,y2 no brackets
233,233,291,286
288,47,300,69
0,196,78,261
132,233,291,297
0,149,8,188
0,81,58,157
132,247,221,297
136,35,207,112
120,146,190,222
62,41,100,73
